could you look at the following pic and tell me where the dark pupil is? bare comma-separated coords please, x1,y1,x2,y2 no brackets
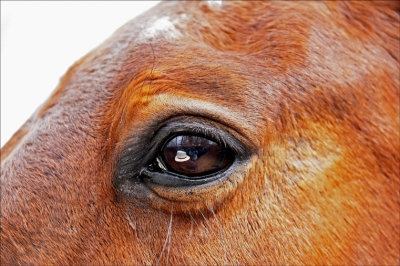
162,135,233,177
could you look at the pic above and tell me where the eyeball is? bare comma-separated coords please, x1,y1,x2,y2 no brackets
160,135,234,177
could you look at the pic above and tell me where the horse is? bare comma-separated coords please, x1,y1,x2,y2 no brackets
1,1,399,265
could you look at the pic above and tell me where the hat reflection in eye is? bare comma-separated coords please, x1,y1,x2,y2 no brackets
175,150,190,162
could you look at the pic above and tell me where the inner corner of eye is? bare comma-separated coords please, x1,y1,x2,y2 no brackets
156,157,167,170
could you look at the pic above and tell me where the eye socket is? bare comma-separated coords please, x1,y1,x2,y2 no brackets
115,118,252,210
160,135,234,177
116,119,250,189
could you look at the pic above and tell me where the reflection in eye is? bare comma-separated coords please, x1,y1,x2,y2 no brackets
161,135,234,177
175,150,190,162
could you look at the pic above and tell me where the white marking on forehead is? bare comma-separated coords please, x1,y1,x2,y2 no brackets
207,0,222,7
139,16,183,42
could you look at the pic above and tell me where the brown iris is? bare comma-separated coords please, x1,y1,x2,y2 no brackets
161,135,234,177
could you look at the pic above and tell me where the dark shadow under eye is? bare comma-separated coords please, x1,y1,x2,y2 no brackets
161,135,234,177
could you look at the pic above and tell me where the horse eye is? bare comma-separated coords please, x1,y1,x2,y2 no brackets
159,135,234,177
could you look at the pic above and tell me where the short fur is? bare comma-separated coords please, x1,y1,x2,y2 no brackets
1,1,399,265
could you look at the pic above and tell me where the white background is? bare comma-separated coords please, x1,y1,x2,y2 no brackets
1,1,160,146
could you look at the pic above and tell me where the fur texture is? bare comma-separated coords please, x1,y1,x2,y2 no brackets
1,1,399,265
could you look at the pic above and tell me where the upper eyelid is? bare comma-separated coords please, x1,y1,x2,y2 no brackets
145,94,257,138
146,115,243,146
124,115,248,156
147,120,247,156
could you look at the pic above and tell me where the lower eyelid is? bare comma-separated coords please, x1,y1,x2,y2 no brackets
136,154,254,214
115,154,254,214
141,169,222,187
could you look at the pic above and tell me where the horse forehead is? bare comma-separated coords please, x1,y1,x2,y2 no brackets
133,3,223,44
125,2,265,48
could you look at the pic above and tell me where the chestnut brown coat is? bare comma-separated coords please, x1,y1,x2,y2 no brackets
1,1,399,265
